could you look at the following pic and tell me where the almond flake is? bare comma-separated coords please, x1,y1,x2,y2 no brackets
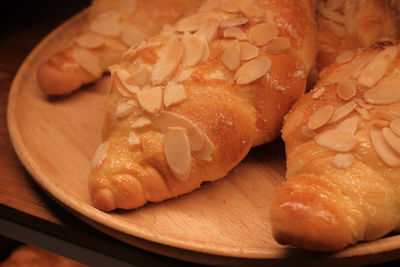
182,32,205,67
332,153,354,169
382,127,400,154
249,23,278,46
164,127,192,181
199,35,211,62
91,143,108,168
193,133,215,161
175,12,222,32
131,115,151,128
328,21,347,37
312,87,326,99
220,17,248,28
263,37,291,53
152,111,205,152
176,69,193,82
328,101,357,124
316,130,357,152
90,13,122,37
370,127,400,166
358,46,398,87
355,99,373,110
317,1,345,23
301,125,315,138
222,40,241,70
121,26,146,47
125,66,150,87
73,49,102,76
195,18,220,41
235,56,271,85
74,33,104,49
114,68,140,94
364,84,400,105
223,27,247,40
337,80,356,100
127,131,140,146
355,107,370,120
115,101,133,119
335,116,359,134
239,42,258,61
222,0,240,13
336,50,355,64
308,105,334,130
390,119,400,136
152,39,184,84
137,86,162,113
370,109,396,121
164,82,186,107
371,120,389,128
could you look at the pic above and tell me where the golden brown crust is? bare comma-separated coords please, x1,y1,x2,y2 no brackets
36,0,202,95
271,41,400,251
88,0,318,211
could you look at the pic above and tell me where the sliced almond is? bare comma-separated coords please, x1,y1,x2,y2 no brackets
115,101,134,119
355,99,373,110
328,21,347,37
73,49,103,76
121,26,146,47
152,111,205,151
182,32,205,67
74,33,104,49
91,143,108,168
249,23,278,46
125,65,150,87
176,69,193,82
263,37,291,53
358,46,398,87
317,1,345,23
332,153,355,169
312,87,326,99
315,130,357,152
371,120,389,128
220,17,248,28
235,56,271,84
131,115,151,128
137,86,162,113
114,68,140,94
382,127,400,154
193,133,215,161
239,42,258,61
355,107,370,120
301,125,315,138
200,35,211,62
195,18,220,41
90,12,122,37
336,50,355,64
127,131,140,146
175,12,222,32
164,127,192,181
364,84,400,105
328,101,357,124
308,105,334,130
337,80,356,100
164,82,186,107
390,119,400,136
152,39,184,84
223,27,247,40
222,40,241,70
370,127,400,166
335,116,359,134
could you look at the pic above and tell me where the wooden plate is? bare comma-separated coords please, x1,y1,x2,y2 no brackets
7,10,400,266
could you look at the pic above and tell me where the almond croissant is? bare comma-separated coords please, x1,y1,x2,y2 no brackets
37,0,201,95
88,0,318,211
271,41,400,251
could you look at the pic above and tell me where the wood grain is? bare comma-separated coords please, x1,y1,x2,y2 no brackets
6,7,400,266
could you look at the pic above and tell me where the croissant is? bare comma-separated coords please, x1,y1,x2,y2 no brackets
36,0,201,95
270,41,400,251
88,0,318,211
315,0,400,73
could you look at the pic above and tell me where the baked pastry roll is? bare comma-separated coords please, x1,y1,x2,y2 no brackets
37,0,201,95
88,0,318,211
316,0,400,72
270,41,400,251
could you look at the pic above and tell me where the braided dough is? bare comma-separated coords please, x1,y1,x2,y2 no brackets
270,41,400,251
88,0,317,211
37,0,201,95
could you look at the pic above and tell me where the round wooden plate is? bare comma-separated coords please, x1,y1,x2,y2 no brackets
7,10,400,266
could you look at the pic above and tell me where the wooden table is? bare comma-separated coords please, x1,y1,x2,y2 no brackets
0,1,198,266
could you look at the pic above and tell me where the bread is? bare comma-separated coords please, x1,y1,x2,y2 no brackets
270,41,400,251
316,0,400,73
88,0,318,211
36,0,202,95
